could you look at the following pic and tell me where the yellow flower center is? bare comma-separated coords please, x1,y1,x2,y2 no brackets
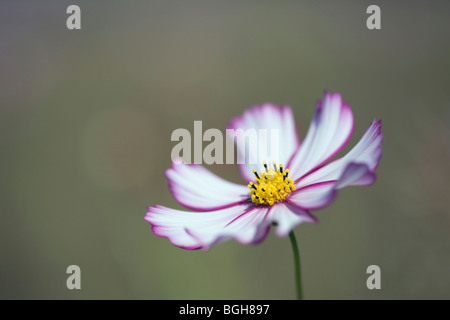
248,161,296,206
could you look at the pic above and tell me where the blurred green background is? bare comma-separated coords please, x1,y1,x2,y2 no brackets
1,0,450,299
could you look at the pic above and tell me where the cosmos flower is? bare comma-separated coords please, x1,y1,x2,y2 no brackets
145,92,383,250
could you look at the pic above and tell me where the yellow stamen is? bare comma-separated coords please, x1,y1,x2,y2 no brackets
248,162,296,206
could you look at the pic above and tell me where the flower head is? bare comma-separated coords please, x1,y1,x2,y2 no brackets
145,92,383,250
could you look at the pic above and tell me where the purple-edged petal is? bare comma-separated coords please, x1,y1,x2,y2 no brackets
227,104,300,182
287,92,354,181
145,203,270,250
286,162,375,213
166,162,249,211
287,162,377,213
266,202,318,237
297,119,383,188
335,162,376,189
287,181,337,210
287,120,383,212
187,206,271,249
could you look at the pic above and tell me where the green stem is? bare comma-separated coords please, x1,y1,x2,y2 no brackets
289,231,303,300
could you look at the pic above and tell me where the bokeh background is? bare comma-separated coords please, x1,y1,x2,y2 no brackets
1,0,450,299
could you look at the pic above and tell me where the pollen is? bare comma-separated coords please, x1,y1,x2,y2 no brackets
248,161,296,206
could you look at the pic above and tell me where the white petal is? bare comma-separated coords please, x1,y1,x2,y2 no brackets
286,120,382,212
227,104,300,182
297,119,383,188
287,92,354,181
166,162,249,211
287,182,337,210
335,163,376,189
145,203,269,250
187,205,271,249
266,202,318,237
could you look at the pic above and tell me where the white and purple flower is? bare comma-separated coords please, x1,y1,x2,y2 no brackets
145,92,383,250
